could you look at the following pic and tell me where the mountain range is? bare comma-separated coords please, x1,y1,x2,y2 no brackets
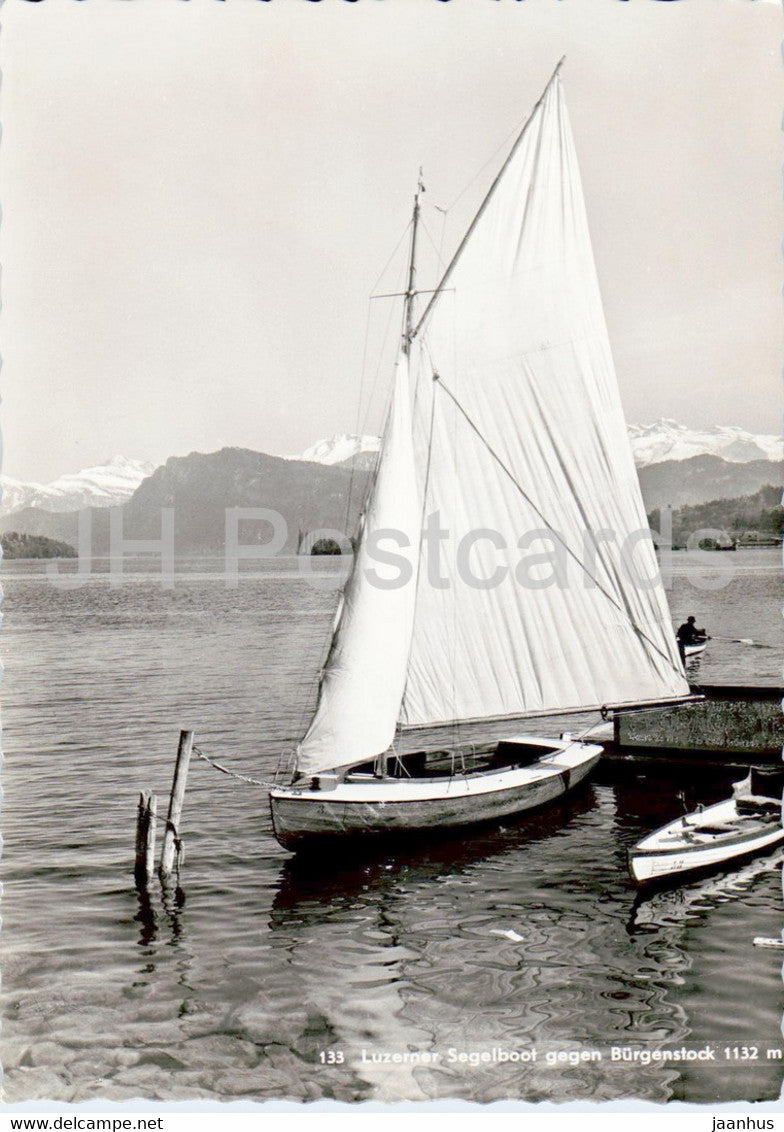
634,455,782,510
4,421,779,519
2,422,780,555
287,420,782,470
0,456,154,515
0,450,368,556
627,419,781,467
284,433,381,467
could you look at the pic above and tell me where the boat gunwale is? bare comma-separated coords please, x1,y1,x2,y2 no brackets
631,823,783,859
629,793,784,886
276,736,597,785
270,740,602,803
628,825,784,886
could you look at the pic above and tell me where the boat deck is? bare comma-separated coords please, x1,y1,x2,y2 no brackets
348,740,563,782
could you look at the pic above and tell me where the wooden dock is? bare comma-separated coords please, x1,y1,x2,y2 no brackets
611,685,783,767
387,686,781,770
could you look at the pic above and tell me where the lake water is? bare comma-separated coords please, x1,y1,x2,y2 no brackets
2,548,782,1105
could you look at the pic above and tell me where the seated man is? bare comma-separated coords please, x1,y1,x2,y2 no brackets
676,615,706,662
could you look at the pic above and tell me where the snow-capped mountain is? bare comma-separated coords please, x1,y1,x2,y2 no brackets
286,434,381,466
289,423,782,470
628,419,781,467
0,456,156,516
8,421,780,522
288,423,782,470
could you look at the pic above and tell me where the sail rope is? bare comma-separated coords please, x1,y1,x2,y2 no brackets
343,299,377,539
432,376,685,681
419,214,449,274
344,238,411,537
193,744,279,791
412,58,564,342
442,120,529,217
195,712,610,795
362,234,413,425
449,320,461,754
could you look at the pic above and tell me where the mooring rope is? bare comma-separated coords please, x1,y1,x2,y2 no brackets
193,708,614,798
193,744,278,791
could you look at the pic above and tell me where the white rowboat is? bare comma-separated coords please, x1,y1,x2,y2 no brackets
629,769,784,886
684,639,708,658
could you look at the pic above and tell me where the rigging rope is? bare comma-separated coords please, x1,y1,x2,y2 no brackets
344,218,414,535
193,744,277,790
445,122,525,215
419,215,449,274
433,376,685,681
343,299,377,539
195,713,610,796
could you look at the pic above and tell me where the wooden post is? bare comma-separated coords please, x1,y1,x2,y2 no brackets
134,790,157,889
160,729,193,883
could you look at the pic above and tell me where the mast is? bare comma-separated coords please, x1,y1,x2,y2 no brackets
367,170,424,779
369,172,421,780
404,170,425,352
295,178,425,780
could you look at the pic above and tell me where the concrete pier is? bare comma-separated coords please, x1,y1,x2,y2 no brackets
612,685,783,765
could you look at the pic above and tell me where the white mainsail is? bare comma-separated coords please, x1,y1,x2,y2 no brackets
401,73,688,726
296,353,421,777
295,68,688,777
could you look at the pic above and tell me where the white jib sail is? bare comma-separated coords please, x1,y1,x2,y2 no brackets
401,73,689,727
296,352,421,777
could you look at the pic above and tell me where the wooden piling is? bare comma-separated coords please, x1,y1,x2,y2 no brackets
134,790,157,889
160,729,193,883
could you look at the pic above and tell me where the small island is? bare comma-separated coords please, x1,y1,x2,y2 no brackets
1,531,77,559
310,537,344,556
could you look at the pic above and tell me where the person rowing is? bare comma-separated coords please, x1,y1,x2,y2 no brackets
676,615,707,663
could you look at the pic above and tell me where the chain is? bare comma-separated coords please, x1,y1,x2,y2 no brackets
193,744,279,791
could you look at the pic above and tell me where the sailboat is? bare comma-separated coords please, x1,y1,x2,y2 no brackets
270,62,694,852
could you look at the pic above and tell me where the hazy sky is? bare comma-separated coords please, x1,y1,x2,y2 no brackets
1,0,781,482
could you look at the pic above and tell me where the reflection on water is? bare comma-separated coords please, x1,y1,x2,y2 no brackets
268,791,684,1104
1,552,783,1103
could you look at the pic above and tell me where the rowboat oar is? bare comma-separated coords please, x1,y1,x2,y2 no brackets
707,635,775,649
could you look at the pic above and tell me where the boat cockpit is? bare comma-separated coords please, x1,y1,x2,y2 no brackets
345,739,562,783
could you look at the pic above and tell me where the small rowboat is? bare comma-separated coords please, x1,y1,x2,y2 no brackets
629,768,784,886
683,637,708,659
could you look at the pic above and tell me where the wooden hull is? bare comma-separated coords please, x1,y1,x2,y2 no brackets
629,796,784,886
270,739,601,852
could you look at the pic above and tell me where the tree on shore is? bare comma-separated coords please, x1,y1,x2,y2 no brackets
1,532,77,559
